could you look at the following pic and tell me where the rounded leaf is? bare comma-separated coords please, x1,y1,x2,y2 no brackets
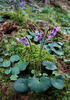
33,38,39,42
28,76,51,93
31,70,35,74
0,58,3,62
44,43,63,56
26,35,32,39
49,43,63,56
14,78,28,92
10,55,20,63
29,32,37,36
43,73,48,77
0,64,3,67
64,59,70,64
52,71,61,76
5,68,11,74
14,61,29,71
4,40,8,43
3,60,11,67
51,75,64,89
11,67,20,75
42,61,57,70
10,75,18,81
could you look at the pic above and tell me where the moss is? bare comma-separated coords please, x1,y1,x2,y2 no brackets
0,10,29,27
5,41,56,70
63,41,70,59
52,32,63,42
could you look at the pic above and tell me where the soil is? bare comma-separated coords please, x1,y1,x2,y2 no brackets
0,20,18,42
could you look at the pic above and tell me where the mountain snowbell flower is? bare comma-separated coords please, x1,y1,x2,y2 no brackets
35,30,43,40
16,37,29,46
21,37,30,46
48,27,60,39
11,5,14,9
35,30,40,35
35,34,43,40
43,22,49,27
16,38,21,42
18,1,26,7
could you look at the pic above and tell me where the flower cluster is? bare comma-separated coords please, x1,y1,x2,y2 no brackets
16,37,29,46
18,1,26,7
10,0,26,9
43,22,49,27
35,30,43,40
43,22,60,39
48,27,60,39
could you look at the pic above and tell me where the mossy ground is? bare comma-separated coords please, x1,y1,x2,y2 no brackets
0,4,70,100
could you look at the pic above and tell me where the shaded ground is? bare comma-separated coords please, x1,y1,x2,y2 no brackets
0,20,18,42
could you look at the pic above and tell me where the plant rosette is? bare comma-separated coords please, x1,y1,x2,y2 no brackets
28,76,51,93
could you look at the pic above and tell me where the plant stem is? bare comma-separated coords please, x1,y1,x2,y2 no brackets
27,38,36,76
38,29,48,72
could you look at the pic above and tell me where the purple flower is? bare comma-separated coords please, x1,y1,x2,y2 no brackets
11,5,14,9
16,37,29,46
18,1,26,7
48,26,60,39
43,22,49,27
21,37,30,46
35,30,40,35
35,34,43,40
16,38,21,42
35,30,43,40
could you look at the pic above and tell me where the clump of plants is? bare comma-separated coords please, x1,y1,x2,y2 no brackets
5,39,56,66
63,41,70,59
0,38,65,93
0,6,67,96
0,55,29,81
0,10,29,27
11,25,65,93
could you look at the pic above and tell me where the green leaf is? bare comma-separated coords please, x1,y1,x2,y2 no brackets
11,41,17,45
43,73,48,77
3,60,11,67
51,75,64,89
14,78,28,92
29,32,37,37
43,45,50,52
31,70,35,74
10,75,18,81
0,64,3,67
28,76,51,93
52,48,63,56
0,15,4,22
49,43,63,56
38,73,42,77
52,71,60,76
5,68,11,74
4,53,10,56
57,42,64,46
66,74,70,78
11,67,20,75
42,61,57,70
63,27,70,35
33,37,39,42
14,61,29,71
64,59,70,64
43,43,63,56
26,35,32,39
3,40,8,43
10,55,20,63
0,58,3,62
